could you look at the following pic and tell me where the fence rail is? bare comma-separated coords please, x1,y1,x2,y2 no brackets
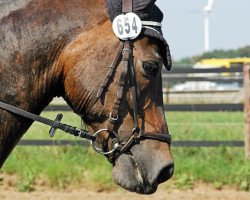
162,65,243,74
18,140,244,147
164,103,243,112
166,89,239,94
163,76,243,84
44,104,243,112
46,102,243,114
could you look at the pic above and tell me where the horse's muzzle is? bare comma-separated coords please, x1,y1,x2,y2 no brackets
112,139,174,194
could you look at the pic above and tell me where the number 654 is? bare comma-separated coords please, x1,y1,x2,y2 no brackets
117,17,138,35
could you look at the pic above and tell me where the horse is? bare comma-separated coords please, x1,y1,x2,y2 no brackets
0,0,174,194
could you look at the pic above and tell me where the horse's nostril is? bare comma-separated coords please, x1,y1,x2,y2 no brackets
157,162,174,184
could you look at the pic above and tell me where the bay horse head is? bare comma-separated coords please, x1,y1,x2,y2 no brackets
0,0,173,194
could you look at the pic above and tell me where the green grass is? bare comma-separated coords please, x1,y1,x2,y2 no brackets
1,111,250,191
167,112,249,190
166,112,244,140
3,147,114,191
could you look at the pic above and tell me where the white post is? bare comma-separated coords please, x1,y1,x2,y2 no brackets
203,0,215,52
204,13,210,52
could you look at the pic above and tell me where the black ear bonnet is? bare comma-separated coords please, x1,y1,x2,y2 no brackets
105,0,172,70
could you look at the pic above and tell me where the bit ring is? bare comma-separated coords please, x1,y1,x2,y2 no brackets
91,129,119,155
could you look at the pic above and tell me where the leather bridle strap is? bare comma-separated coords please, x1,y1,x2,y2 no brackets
110,131,172,162
107,41,131,133
128,41,139,131
122,0,133,13
96,42,124,99
83,42,124,117
85,0,134,117
140,132,172,144
122,0,139,131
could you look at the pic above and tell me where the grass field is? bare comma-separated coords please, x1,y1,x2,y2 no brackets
1,111,250,192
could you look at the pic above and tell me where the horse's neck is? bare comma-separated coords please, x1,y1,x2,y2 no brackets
0,0,111,167
1,0,108,57
0,0,108,113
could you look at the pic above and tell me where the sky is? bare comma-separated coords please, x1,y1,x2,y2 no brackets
156,0,250,60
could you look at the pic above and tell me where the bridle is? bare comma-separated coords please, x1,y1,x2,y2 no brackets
88,39,172,162
87,0,172,162
0,0,172,163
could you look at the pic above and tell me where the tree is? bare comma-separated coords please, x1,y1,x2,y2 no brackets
175,45,250,66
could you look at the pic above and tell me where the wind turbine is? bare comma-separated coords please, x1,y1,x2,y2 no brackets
203,0,215,52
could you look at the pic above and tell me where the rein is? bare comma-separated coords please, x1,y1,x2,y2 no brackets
0,101,96,141
0,0,172,163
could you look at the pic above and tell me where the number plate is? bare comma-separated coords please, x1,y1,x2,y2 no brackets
112,13,142,40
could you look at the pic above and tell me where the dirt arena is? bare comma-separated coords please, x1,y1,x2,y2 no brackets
0,185,249,200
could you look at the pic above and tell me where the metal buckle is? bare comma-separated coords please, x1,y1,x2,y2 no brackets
132,127,141,139
91,129,120,155
109,113,118,122
123,48,131,53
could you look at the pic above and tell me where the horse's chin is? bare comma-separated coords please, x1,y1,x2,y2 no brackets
112,154,158,195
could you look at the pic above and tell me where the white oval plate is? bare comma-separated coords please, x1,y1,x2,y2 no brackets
112,13,142,40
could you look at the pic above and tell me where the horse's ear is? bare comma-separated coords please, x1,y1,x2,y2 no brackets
159,42,172,71
133,0,157,11
142,28,172,71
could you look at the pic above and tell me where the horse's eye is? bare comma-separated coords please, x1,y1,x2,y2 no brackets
143,61,158,76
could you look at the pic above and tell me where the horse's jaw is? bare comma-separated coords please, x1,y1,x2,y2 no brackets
111,140,174,194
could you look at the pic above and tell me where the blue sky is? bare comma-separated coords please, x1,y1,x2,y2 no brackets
157,0,250,60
